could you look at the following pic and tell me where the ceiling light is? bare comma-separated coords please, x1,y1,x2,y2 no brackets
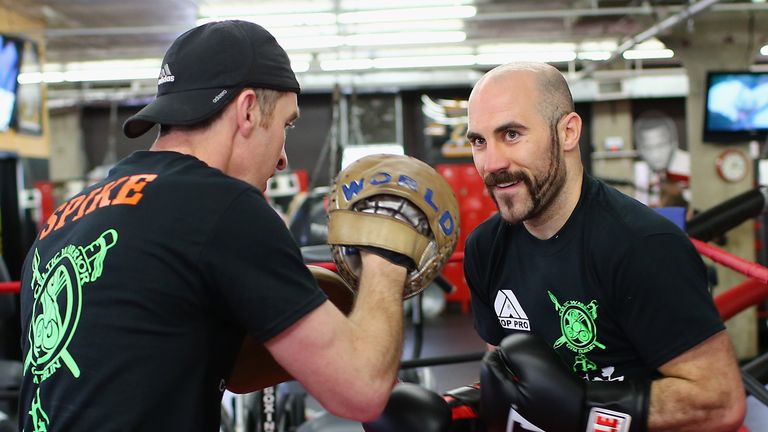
21,54,311,84
17,72,44,85
338,6,476,24
578,51,612,61
290,61,311,73
476,51,577,64
341,19,464,34
277,35,345,50
196,13,337,27
62,68,160,83
373,45,475,57
373,55,476,69
199,1,334,17
321,58,374,71
622,49,674,60
340,0,474,10
346,31,466,47
267,25,339,38
55,59,161,71
41,72,65,84
477,42,576,54
761,45,768,55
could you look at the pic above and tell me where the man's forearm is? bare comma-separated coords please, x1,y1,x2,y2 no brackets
647,332,746,432
648,377,744,432
348,263,406,389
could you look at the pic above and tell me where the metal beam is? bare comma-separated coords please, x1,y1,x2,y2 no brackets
574,0,724,80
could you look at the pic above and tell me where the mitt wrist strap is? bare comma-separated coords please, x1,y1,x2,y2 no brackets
327,210,430,262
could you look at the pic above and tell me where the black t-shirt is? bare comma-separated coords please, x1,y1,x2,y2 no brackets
465,174,723,383
18,151,327,432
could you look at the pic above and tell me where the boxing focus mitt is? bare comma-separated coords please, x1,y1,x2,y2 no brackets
327,154,460,299
480,332,649,432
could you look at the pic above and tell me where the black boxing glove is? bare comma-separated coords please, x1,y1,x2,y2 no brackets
480,332,649,432
362,382,451,432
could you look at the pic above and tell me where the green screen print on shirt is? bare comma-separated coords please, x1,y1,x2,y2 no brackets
24,229,118,432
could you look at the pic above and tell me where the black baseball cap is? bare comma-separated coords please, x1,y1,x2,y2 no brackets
123,20,301,138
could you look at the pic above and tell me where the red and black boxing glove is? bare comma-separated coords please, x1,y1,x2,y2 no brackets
480,332,650,432
443,384,483,432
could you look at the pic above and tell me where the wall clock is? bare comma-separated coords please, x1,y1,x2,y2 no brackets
715,149,749,183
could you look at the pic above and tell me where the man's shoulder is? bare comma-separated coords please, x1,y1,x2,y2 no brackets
586,176,685,240
107,151,269,221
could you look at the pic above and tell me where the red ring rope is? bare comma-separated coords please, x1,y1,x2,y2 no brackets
691,238,768,284
2,247,766,321
715,278,768,321
0,282,18,294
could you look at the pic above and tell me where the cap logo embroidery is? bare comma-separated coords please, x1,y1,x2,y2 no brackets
212,90,227,103
157,64,175,85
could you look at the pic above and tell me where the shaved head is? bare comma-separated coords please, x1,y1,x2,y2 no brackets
474,62,574,128
467,61,583,231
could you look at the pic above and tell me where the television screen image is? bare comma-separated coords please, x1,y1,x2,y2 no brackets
0,35,21,132
704,71,768,142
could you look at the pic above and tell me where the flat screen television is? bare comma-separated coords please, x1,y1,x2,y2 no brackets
0,34,22,132
703,71,768,143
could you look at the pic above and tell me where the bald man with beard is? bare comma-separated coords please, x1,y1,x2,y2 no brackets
464,62,746,432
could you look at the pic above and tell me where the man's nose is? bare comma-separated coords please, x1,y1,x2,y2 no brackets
483,140,510,175
276,148,288,171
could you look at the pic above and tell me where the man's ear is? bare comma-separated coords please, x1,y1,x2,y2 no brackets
559,112,582,152
235,89,260,135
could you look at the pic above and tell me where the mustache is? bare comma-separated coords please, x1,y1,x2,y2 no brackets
484,171,531,188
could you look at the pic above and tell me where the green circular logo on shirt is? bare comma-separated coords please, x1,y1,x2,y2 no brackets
29,247,84,383
559,302,596,351
548,291,606,362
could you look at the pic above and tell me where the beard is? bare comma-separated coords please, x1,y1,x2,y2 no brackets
484,128,567,225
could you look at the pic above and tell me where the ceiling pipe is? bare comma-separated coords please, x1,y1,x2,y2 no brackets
573,0,722,80
467,1,766,22
466,5,654,21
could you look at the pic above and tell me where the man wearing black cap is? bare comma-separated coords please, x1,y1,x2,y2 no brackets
18,20,408,431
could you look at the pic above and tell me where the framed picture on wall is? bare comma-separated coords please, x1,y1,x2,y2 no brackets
16,39,43,135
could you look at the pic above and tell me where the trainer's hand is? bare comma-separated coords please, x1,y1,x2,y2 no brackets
362,382,451,432
480,332,649,432
360,249,410,277
359,245,416,270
